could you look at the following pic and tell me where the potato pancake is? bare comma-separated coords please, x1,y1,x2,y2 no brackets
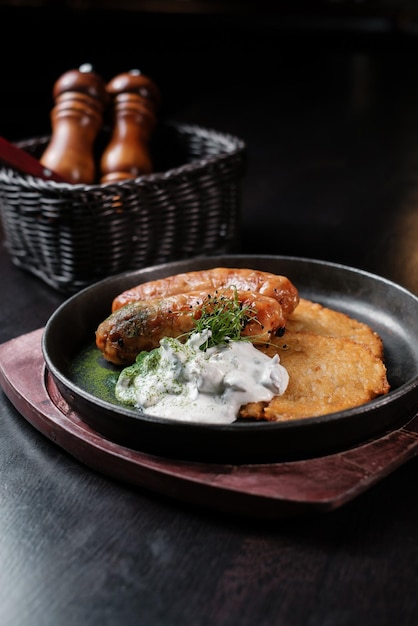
285,298,384,358
239,299,390,421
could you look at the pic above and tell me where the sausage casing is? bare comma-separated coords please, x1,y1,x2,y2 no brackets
96,289,287,365
111,267,299,317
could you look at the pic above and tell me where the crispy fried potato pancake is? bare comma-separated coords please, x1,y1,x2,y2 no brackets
239,299,390,421
285,298,384,358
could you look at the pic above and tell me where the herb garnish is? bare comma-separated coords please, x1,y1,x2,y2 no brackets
189,287,261,350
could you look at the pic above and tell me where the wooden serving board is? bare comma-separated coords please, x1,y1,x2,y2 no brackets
1,328,418,519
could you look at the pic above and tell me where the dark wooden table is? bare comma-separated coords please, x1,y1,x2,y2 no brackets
2,9,418,625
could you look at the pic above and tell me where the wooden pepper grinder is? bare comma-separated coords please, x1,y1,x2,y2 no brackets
100,70,160,183
40,63,108,184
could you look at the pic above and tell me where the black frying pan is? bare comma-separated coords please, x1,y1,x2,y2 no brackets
42,255,418,463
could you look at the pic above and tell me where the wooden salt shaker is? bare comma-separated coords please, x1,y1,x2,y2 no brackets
100,70,160,183
40,64,108,184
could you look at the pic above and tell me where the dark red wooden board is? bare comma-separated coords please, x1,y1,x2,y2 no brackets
1,328,418,518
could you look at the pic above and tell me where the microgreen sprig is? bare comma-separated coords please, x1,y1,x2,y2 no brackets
189,286,261,350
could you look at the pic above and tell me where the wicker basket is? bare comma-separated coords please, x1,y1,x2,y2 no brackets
0,121,246,294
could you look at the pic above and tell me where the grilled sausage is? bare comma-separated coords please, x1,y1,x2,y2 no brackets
96,289,287,365
111,267,299,316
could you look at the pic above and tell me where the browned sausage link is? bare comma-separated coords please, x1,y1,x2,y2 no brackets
111,267,299,317
96,289,286,365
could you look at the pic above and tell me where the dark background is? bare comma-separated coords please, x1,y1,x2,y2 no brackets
2,1,418,289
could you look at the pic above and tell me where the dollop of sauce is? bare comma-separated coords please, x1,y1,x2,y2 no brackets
115,331,289,424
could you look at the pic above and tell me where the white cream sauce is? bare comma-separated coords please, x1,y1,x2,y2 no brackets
115,330,289,424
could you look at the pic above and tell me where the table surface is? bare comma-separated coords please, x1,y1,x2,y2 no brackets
2,12,418,626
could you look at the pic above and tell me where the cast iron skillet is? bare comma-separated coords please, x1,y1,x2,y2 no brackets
42,255,418,464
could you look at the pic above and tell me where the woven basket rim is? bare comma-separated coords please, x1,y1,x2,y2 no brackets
0,120,246,192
